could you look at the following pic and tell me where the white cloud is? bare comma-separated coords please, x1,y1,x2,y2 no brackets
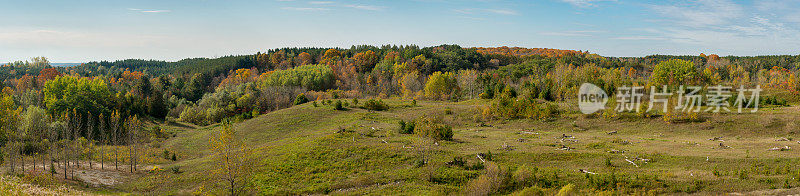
309,1,334,4
558,0,616,8
650,0,742,28
644,0,800,53
484,9,518,15
0,29,168,48
540,30,603,37
344,5,385,11
613,36,666,40
128,8,171,13
452,8,519,16
281,7,330,11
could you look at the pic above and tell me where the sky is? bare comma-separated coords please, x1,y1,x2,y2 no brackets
1,0,799,63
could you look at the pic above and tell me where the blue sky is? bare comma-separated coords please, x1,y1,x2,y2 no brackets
1,0,799,62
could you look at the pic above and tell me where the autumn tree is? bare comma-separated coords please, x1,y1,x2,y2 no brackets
297,52,314,65
255,52,271,70
321,49,341,65
0,90,21,173
37,68,62,89
210,120,253,196
424,72,460,101
457,70,480,99
353,50,379,72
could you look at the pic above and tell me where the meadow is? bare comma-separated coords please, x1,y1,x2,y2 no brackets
74,97,800,195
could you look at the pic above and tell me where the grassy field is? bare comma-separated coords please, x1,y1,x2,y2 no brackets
64,97,796,195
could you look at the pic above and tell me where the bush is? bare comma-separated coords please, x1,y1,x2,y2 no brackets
22,171,57,187
398,120,415,134
312,101,318,107
415,116,453,141
556,183,577,196
169,166,182,174
334,100,344,111
363,99,389,111
352,98,359,106
293,93,309,105
487,89,559,120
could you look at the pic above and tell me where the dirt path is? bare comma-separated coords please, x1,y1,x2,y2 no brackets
12,161,149,187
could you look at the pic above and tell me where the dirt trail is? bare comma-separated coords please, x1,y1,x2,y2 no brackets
12,161,149,187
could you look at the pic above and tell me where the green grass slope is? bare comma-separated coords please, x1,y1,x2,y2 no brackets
117,99,800,195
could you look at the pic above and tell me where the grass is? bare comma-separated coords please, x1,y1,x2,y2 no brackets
50,98,800,194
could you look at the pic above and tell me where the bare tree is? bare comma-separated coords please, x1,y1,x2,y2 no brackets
99,113,106,170
87,113,94,169
125,115,141,173
111,111,120,171
71,112,82,179
61,113,70,179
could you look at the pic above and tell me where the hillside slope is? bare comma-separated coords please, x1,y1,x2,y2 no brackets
117,99,800,195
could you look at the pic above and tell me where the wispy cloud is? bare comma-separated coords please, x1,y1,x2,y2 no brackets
613,36,666,40
281,7,330,11
642,0,800,52
309,1,334,4
452,8,519,16
128,8,171,13
540,30,604,37
344,5,385,11
649,0,742,28
484,9,518,15
558,0,616,8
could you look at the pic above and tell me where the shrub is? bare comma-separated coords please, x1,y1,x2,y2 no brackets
415,116,453,141
352,98,359,106
487,88,559,120
512,186,545,196
398,120,415,134
363,99,389,111
556,183,577,196
169,166,182,174
293,93,309,105
334,100,344,111
465,175,492,195
22,171,56,187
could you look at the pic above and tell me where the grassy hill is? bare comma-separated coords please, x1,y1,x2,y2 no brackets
111,99,800,195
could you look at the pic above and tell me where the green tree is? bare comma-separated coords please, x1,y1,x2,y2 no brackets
0,91,21,144
650,59,701,87
293,93,309,105
184,73,206,102
42,76,112,117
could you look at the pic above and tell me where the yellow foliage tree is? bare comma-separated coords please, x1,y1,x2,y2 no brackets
210,120,253,195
